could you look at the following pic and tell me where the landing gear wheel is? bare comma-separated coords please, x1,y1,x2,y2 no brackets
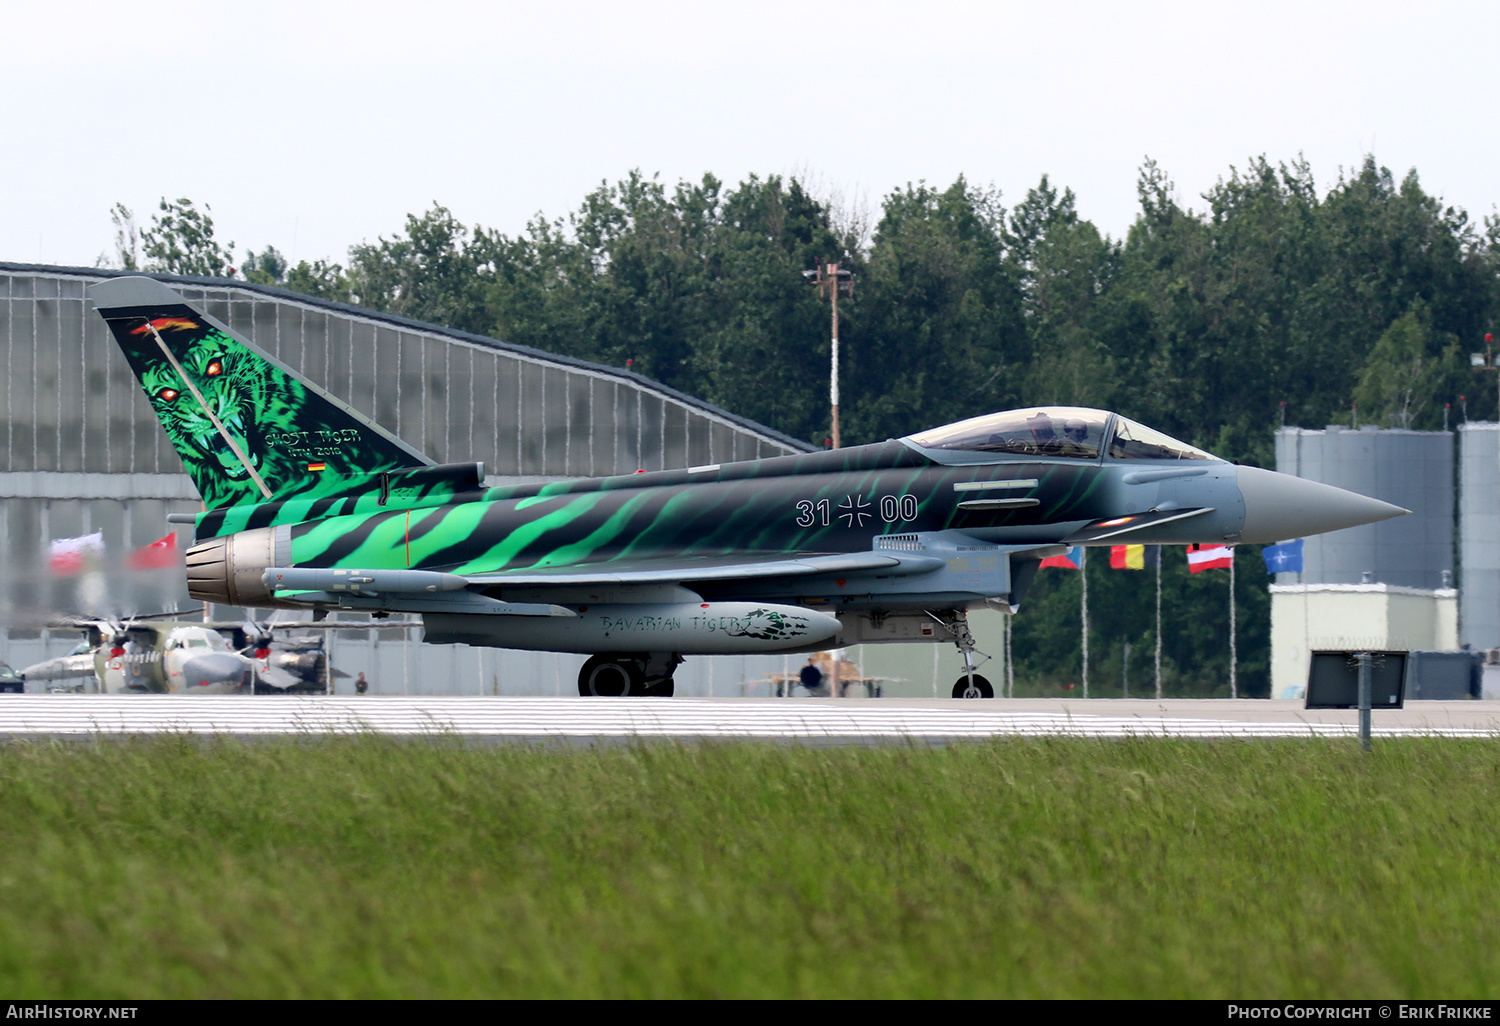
578,655,644,697
952,674,994,699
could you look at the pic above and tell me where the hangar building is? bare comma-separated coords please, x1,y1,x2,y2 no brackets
0,262,813,695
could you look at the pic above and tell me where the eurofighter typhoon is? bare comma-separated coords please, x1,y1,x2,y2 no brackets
91,277,1406,698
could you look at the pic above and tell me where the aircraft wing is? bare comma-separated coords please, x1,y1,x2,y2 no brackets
262,550,947,612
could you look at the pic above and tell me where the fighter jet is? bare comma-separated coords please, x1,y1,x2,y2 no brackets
18,643,99,691
91,276,1406,698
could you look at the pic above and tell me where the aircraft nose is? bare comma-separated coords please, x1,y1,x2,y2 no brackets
180,652,248,689
1236,465,1409,544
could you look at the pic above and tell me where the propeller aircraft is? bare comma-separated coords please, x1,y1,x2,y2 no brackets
19,614,350,695
91,277,1407,698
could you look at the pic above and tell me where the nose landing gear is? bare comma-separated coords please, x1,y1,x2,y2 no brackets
930,610,995,699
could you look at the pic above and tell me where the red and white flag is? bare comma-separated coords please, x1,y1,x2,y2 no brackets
127,532,179,570
49,532,104,576
1186,543,1233,573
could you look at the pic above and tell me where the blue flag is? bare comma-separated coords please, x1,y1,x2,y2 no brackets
1262,539,1304,574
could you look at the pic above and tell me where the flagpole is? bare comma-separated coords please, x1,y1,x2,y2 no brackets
1155,547,1163,700
1005,612,1014,698
1229,548,1237,699
1081,547,1089,698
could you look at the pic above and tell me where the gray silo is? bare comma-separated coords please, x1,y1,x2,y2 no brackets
1459,423,1499,650
1274,425,1452,588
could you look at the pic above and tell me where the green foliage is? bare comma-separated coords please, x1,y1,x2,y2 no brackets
346,205,492,334
844,178,1025,441
283,259,351,302
241,245,288,286
1094,155,1495,464
1355,300,1465,428
4,736,1500,998
107,203,138,271
1011,178,1120,410
140,197,235,278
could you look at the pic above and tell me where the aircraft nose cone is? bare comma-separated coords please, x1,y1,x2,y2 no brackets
181,652,248,689
1236,465,1409,544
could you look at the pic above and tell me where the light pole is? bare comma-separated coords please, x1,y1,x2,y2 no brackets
1472,333,1500,425
804,261,854,448
803,261,855,699
1473,335,1500,599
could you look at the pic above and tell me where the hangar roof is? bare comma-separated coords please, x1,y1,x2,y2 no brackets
0,261,814,459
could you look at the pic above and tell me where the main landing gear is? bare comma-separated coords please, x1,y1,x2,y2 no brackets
577,652,682,697
934,610,995,699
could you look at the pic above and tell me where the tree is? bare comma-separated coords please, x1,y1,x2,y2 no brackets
1354,301,1465,429
283,260,351,303
845,178,1025,442
106,203,139,270
345,205,493,334
1009,177,1120,409
477,172,853,444
242,246,288,285
140,198,235,277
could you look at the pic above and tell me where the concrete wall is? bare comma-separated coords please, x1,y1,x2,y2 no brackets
1269,584,1458,698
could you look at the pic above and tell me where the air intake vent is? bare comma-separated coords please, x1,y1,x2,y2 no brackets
875,534,923,552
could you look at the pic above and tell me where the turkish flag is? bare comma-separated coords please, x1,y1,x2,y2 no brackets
127,532,179,570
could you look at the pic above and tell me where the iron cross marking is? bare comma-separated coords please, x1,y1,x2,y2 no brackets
838,494,872,527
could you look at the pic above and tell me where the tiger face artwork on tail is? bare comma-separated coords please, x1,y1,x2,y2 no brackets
94,279,429,509
135,322,281,502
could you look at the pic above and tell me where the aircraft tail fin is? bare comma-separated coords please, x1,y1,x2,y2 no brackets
91,276,431,510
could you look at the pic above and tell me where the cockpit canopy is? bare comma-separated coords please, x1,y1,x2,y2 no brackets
903,407,1216,463
1107,415,1216,461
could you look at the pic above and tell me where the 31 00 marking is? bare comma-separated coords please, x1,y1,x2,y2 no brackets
795,494,918,528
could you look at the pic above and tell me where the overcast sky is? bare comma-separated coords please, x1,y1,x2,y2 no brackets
4,0,1497,270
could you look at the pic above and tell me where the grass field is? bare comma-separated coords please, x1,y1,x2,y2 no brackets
1,734,1497,998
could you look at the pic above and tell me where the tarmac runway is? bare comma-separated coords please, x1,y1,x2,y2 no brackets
3,695,1500,742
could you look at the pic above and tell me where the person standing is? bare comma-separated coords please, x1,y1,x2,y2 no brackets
355,672,368,695
798,657,824,697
